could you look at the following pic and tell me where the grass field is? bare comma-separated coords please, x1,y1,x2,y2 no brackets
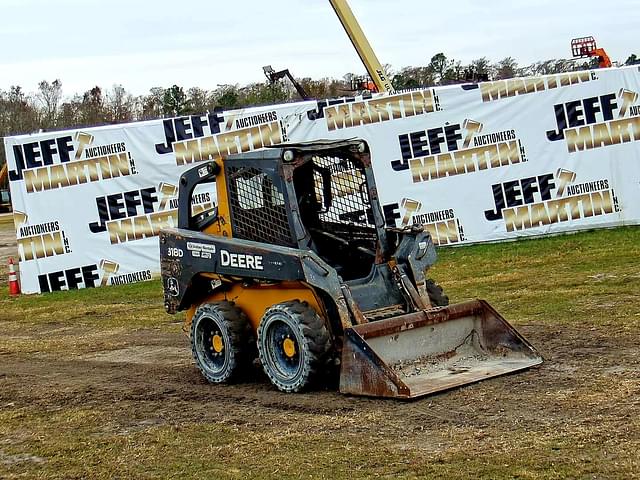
1,225,639,479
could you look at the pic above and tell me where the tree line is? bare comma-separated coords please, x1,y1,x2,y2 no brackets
1,52,639,167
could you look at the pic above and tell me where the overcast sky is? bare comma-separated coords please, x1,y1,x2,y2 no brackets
1,0,638,97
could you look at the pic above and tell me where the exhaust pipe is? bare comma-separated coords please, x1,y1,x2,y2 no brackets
339,300,542,399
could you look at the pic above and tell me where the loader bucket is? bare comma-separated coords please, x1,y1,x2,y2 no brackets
339,299,542,399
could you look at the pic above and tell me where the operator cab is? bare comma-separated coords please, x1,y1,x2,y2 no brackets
221,140,388,281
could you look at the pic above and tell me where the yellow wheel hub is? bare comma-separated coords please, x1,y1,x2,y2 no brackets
212,334,224,353
283,337,297,358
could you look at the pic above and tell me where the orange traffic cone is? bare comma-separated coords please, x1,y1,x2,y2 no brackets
8,257,20,296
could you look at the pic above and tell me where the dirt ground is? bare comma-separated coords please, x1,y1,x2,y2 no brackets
0,219,638,479
1,320,638,478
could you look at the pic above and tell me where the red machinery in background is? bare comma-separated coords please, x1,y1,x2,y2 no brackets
571,36,612,68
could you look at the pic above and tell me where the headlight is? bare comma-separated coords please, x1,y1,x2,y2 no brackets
283,150,294,162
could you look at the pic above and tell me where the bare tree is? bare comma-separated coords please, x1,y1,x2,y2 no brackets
0,86,40,136
36,79,63,129
186,87,211,114
240,81,289,107
392,66,435,89
140,87,165,120
494,57,519,80
469,57,493,80
528,59,575,76
57,96,82,129
212,84,240,110
105,84,134,123
78,86,105,126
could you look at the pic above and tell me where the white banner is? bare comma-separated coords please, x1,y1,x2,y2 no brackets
4,65,640,293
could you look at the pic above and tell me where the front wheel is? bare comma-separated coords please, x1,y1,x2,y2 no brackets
191,301,253,384
257,300,330,393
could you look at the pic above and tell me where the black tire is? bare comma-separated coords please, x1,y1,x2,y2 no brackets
257,300,330,393
426,279,449,307
191,301,253,384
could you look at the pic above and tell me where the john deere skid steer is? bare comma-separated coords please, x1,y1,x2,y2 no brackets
160,140,542,399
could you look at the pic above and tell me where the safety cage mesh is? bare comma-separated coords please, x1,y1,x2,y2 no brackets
300,153,378,280
226,166,294,247
312,155,374,228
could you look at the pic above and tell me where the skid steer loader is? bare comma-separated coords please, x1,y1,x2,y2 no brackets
160,140,542,399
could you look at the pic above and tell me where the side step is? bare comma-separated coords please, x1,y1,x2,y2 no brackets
339,299,543,399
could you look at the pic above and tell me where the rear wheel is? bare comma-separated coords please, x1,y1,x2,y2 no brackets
257,300,330,393
191,301,253,384
426,279,449,307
